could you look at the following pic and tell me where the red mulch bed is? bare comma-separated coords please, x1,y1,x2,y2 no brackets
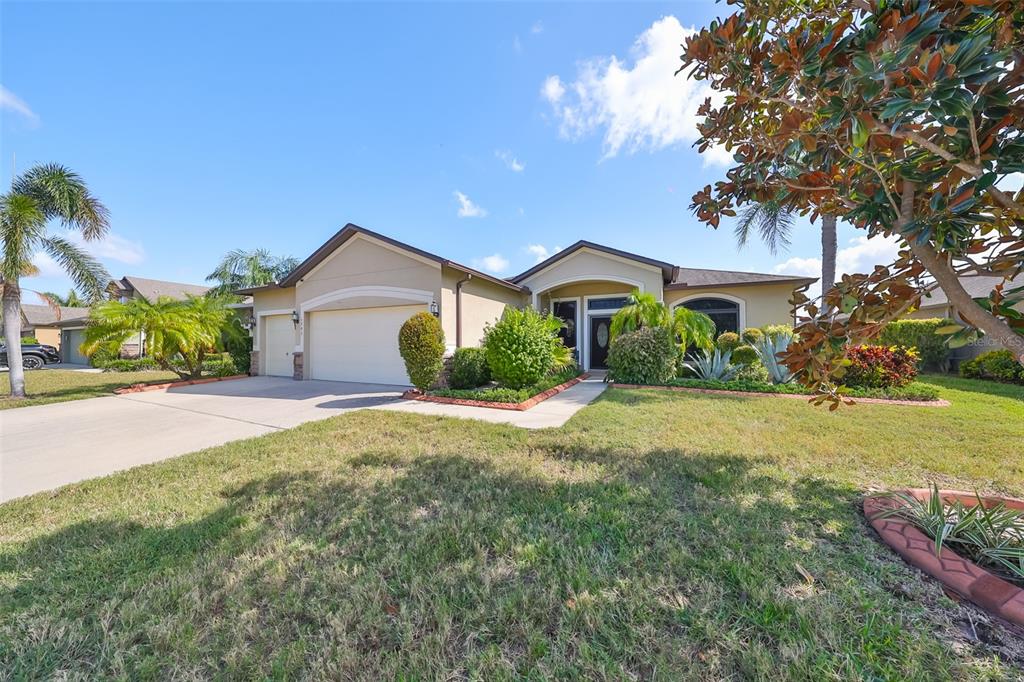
611,383,950,407
402,373,589,411
113,374,250,394
864,490,1024,627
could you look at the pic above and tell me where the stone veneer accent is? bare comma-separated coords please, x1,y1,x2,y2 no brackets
249,350,260,376
292,351,304,380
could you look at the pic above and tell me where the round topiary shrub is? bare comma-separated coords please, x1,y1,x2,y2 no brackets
741,327,764,345
483,307,565,389
607,326,676,384
761,324,794,341
961,349,1024,384
716,331,741,351
449,346,491,389
735,360,770,383
731,344,758,366
398,312,446,390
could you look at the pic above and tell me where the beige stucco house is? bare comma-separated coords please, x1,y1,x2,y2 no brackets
10,305,90,350
238,223,814,385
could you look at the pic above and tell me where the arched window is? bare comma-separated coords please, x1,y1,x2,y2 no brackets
680,297,740,335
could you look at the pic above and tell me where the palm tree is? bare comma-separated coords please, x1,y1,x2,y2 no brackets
672,306,717,352
610,289,717,351
734,200,838,297
1,164,110,398
40,288,88,307
84,295,232,380
206,248,299,296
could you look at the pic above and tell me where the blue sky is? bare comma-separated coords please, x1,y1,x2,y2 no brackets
2,1,895,304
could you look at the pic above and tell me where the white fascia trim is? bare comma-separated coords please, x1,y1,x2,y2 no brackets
297,233,440,286
670,292,747,331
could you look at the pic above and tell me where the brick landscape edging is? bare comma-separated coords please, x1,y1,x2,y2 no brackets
610,383,950,407
113,374,250,394
864,490,1024,627
402,373,589,411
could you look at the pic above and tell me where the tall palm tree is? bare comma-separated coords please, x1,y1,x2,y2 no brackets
40,288,88,307
1,164,110,398
734,200,838,297
206,248,299,296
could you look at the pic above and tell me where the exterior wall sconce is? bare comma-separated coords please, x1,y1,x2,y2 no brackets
291,310,300,326
429,301,439,317
243,315,256,330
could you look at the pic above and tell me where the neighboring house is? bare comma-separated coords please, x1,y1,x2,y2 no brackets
239,223,815,385
103,275,212,359
7,305,90,350
906,272,1024,366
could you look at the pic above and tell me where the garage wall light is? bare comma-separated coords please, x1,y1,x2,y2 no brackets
291,311,300,326
429,301,439,317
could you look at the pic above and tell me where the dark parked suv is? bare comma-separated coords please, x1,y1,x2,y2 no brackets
0,342,61,369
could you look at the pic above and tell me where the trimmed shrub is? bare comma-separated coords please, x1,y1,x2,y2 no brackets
716,332,741,351
877,318,952,370
735,360,770,383
961,349,1024,384
398,312,446,390
740,328,764,346
449,347,491,389
20,336,40,345
97,357,159,372
483,307,566,389
760,324,794,341
202,355,239,377
731,344,758,366
841,345,919,388
607,326,676,385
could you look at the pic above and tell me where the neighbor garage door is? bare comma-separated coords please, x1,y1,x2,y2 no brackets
308,304,425,385
61,329,89,364
263,314,295,377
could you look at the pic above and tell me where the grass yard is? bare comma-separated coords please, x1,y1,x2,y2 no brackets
0,369,179,410
1,375,1022,678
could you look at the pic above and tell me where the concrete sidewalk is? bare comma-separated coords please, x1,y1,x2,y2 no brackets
375,374,608,428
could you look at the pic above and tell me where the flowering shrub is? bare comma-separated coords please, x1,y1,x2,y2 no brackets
841,345,919,389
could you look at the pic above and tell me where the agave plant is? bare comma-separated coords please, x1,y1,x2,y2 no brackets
683,348,738,381
873,483,1024,585
753,332,795,384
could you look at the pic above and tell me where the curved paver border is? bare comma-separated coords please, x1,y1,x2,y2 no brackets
864,489,1024,626
611,383,949,407
113,374,250,394
403,373,589,411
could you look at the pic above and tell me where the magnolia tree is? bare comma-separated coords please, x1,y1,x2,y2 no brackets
680,0,1023,404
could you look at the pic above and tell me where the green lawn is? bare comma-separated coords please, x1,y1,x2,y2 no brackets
1,376,1022,678
0,369,180,410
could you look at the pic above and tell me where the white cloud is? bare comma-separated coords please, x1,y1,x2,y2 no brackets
28,251,64,279
454,191,487,218
773,234,902,298
0,85,39,124
496,149,525,172
541,75,565,104
473,253,510,275
71,232,146,264
531,21,544,35
525,244,562,264
999,172,1024,193
540,15,729,164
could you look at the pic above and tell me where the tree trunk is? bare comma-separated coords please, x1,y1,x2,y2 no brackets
2,279,27,398
820,213,837,296
899,181,1024,366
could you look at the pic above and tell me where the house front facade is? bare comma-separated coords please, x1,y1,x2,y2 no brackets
240,223,816,385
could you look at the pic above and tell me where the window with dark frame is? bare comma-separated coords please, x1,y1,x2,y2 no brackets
680,297,740,335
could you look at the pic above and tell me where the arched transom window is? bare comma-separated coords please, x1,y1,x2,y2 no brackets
679,297,740,335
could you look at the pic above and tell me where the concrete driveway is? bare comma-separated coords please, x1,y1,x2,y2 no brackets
0,376,404,503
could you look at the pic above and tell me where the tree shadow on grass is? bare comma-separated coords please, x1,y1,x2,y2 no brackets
1,448,1013,679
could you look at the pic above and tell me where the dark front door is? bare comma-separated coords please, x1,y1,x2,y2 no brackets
589,316,612,369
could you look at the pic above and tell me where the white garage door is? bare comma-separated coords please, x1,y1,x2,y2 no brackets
263,314,295,377
309,304,425,385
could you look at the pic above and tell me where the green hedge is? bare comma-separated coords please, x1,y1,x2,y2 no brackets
618,377,941,402
607,326,676,385
430,368,580,403
399,312,446,390
876,318,953,370
97,357,160,372
483,308,565,390
960,349,1024,384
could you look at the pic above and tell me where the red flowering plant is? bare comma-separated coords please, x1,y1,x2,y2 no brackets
840,345,920,389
